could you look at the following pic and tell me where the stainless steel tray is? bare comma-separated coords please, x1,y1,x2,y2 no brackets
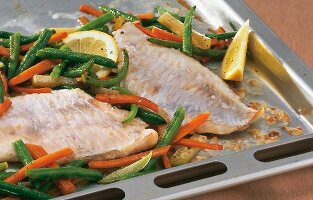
1,0,313,199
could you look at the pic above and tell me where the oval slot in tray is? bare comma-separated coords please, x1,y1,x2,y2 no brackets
71,188,125,200
154,161,227,188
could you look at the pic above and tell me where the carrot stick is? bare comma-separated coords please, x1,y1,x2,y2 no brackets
78,16,90,25
0,98,12,118
4,147,74,184
176,138,223,150
136,12,154,19
95,93,159,113
0,46,23,61
8,59,55,86
11,86,52,94
26,144,76,195
0,72,8,95
172,113,210,143
1,197,20,200
133,22,154,37
89,145,171,169
162,155,171,169
80,4,102,17
151,27,183,42
20,32,68,52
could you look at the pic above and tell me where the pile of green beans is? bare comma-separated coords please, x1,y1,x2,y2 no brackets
144,107,185,171
182,6,196,56
0,32,40,48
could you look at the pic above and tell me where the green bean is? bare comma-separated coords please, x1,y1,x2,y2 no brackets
229,21,238,31
13,139,33,166
0,31,16,39
136,107,167,125
0,162,8,171
154,6,184,21
122,104,139,124
79,13,114,31
66,160,86,168
99,6,139,22
26,167,102,182
0,172,14,180
0,76,4,103
0,57,9,74
50,60,69,79
95,24,110,33
141,17,159,27
83,49,128,87
0,33,41,48
147,23,169,30
182,6,196,56
147,38,227,58
99,152,152,184
205,31,237,40
144,106,185,171
15,29,54,75
38,181,54,193
7,32,20,79
36,48,117,68
110,86,132,94
0,181,52,200
63,59,94,78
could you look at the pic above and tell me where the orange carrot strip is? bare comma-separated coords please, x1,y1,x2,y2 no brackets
11,86,52,94
172,113,210,143
78,16,90,25
20,32,68,52
216,26,226,34
26,144,76,195
8,59,55,86
133,22,154,37
0,98,12,117
89,145,171,169
0,46,10,57
151,27,183,42
80,4,102,17
0,72,8,95
162,155,171,169
4,147,73,184
95,93,159,112
176,138,223,150
136,12,154,19
1,197,20,200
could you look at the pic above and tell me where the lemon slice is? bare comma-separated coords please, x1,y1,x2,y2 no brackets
220,20,250,81
63,30,118,78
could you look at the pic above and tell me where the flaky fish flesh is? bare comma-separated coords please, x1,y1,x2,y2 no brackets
0,89,158,162
113,23,257,135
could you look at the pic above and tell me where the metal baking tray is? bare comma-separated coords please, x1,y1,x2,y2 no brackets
1,0,313,199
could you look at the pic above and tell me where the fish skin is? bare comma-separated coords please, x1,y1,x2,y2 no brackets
0,89,158,162
113,23,257,135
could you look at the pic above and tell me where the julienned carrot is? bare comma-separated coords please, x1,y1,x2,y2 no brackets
26,144,76,195
89,145,171,169
20,32,68,52
11,86,52,94
78,16,90,25
136,12,154,19
80,4,103,17
162,155,171,169
95,93,159,113
176,138,223,150
4,147,73,184
133,22,154,37
151,27,183,42
0,98,12,117
0,46,23,61
172,113,210,143
8,59,55,86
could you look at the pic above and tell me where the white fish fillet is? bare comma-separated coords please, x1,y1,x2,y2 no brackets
113,23,257,135
0,89,158,162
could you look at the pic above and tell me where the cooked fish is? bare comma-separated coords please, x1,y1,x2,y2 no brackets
0,89,158,162
113,23,257,135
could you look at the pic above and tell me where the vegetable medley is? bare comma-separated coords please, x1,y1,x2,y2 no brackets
0,3,247,199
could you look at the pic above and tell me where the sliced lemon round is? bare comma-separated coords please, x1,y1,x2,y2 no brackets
220,20,250,81
63,30,118,78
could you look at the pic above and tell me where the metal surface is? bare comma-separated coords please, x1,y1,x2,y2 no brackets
1,0,313,199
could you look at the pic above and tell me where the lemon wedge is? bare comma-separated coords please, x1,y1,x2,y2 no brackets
63,30,118,78
220,20,250,81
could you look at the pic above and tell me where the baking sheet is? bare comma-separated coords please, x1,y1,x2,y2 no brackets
1,0,313,199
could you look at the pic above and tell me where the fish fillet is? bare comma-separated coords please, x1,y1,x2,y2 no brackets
0,89,158,162
113,23,257,135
